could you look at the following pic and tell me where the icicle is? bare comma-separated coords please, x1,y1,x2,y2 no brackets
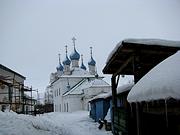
130,103,133,117
165,99,168,128
136,102,140,135
146,102,149,112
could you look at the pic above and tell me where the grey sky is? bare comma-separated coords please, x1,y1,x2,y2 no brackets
1,0,180,93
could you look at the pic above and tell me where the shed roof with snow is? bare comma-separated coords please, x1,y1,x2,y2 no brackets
127,51,180,102
103,39,180,76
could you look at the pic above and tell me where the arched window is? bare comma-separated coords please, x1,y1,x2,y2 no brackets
64,104,66,112
67,103,68,112
59,88,60,95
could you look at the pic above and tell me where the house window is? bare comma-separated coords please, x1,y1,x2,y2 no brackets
54,91,56,97
64,104,66,112
67,103,68,112
57,89,58,96
59,88,60,95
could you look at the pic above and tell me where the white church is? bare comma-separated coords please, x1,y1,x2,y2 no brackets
47,37,111,112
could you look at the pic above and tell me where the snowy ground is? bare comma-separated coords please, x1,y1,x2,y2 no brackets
0,111,112,135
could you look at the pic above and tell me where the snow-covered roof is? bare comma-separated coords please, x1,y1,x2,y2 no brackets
0,64,26,80
117,83,134,94
123,38,180,47
61,67,95,78
127,51,180,102
104,83,134,99
89,83,134,101
63,78,110,96
106,38,180,63
89,92,109,101
88,78,110,87
63,79,87,96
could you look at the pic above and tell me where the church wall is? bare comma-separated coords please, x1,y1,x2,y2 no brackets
88,65,95,75
67,78,83,89
71,60,79,68
52,77,84,112
63,94,82,112
84,86,111,97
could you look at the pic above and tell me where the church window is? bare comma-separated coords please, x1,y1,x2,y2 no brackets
57,89,58,96
64,104,66,112
59,88,60,95
54,91,56,97
67,103,68,112
60,104,61,112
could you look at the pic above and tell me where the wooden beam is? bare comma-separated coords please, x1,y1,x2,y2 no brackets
113,56,133,77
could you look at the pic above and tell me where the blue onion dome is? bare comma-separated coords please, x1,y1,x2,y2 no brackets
81,63,87,70
63,55,71,65
88,56,96,66
80,54,86,70
70,37,80,60
63,45,71,65
56,54,64,71
70,48,80,60
88,47,96,66
56,63,64,71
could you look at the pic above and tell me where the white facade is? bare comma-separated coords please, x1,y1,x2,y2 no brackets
47,42,111,112
51,72,111,112
44,85,53,104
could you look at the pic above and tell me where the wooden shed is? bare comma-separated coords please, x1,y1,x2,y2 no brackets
103,39,180,135
127,51,180,135
89,93,110,122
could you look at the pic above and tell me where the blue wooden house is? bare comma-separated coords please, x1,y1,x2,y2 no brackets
89,93,110,122
89,83,134,124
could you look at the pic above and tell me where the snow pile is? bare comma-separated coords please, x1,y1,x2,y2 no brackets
0,111,64,135
127,51,180,102
0,111,112,135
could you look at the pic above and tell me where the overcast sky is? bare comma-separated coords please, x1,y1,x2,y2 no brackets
1,0,180,94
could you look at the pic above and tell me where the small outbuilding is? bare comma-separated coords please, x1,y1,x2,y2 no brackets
89,83,134,133
103,39,180,135
89,93,110,122
127,51,180,135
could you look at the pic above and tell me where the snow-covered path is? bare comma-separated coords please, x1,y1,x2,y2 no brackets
0,111,112,135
